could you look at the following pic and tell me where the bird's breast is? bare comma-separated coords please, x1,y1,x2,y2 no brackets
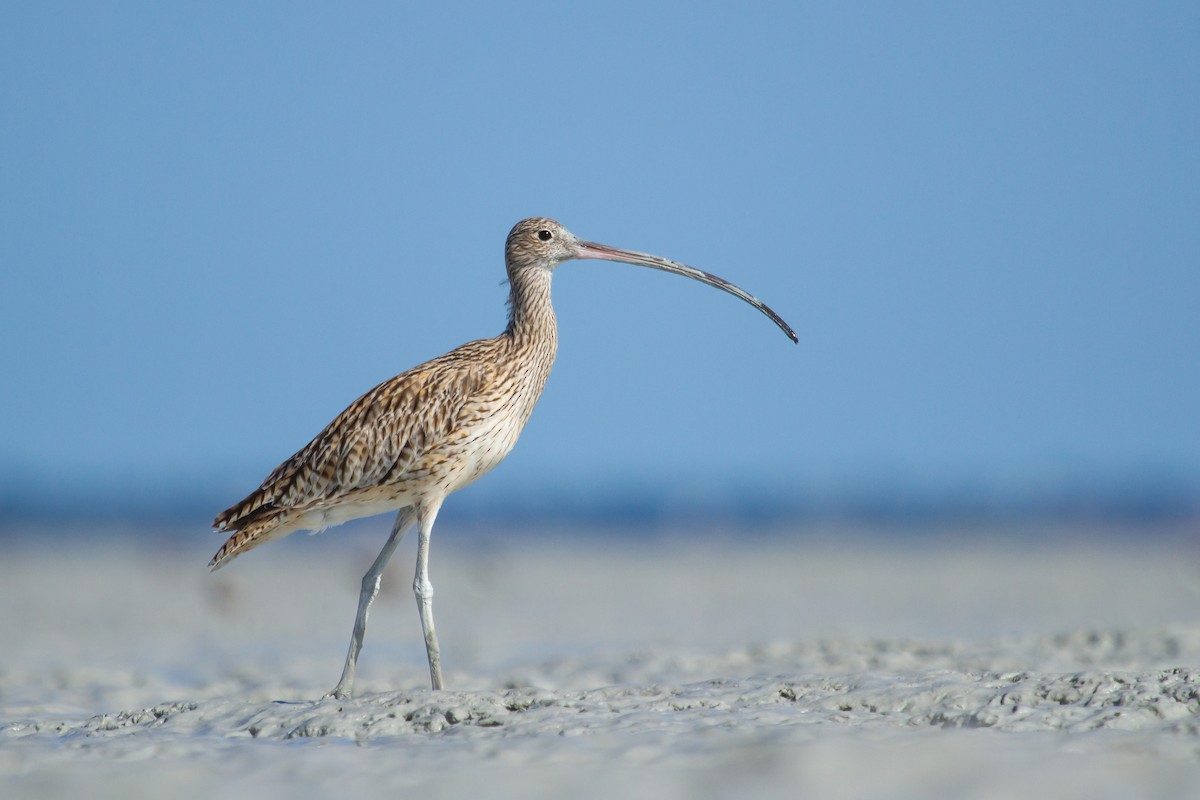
443,351,553,492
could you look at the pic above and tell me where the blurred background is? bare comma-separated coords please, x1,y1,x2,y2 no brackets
2,2,1197,539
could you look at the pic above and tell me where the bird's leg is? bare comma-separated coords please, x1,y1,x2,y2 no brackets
325,507,416,700
413,498,445,690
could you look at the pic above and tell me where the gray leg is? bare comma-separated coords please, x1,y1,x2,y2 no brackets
414,498,445,690
325,507,415,699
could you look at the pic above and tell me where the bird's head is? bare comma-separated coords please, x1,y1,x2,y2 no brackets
504,217,580,275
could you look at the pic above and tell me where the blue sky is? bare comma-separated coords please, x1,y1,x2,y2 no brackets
2,2,1197,516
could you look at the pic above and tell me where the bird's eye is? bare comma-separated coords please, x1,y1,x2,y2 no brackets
538,230,552,241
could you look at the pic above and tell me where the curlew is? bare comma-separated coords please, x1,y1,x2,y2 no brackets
211,218,797,697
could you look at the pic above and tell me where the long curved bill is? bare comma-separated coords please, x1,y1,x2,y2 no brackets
571,240,798,343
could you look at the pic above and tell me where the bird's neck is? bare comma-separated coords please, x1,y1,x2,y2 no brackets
496,269,557,428
505,269,558,356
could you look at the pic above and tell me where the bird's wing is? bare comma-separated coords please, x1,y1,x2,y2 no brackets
214,341,499,532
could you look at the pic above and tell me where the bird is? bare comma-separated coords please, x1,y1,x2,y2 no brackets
210,217,797,697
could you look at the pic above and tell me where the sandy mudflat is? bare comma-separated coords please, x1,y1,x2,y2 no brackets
2,523,1200,799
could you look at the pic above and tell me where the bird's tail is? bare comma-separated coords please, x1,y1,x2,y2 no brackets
209,515,293,571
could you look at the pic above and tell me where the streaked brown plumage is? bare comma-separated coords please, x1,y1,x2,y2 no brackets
210,330,555,568
212,217,796,697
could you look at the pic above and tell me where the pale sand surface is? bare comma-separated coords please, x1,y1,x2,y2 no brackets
2,523,1200,798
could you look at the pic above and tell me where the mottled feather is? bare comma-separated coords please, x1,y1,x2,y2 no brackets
211,333,554,568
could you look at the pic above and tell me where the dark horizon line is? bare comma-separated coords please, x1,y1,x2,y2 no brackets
2,478,1196,529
